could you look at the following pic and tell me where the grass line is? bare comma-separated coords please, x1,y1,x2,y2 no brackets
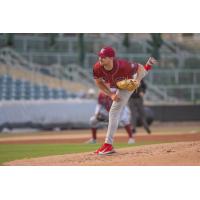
0,141,162,164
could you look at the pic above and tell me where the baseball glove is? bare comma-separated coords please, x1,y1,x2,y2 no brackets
116,79,140,91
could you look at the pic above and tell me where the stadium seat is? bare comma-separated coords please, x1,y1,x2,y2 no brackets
0,74,79,101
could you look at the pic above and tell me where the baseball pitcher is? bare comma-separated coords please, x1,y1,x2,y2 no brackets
93,46,156,155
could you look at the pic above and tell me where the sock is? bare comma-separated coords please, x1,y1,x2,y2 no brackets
124,124,133,138
91,128,97,140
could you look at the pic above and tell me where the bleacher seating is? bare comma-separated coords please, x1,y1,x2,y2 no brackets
0,74,78,101
0,62,91,93
0,34,199,103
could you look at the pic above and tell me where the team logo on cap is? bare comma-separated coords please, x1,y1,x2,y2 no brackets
100,48,105,53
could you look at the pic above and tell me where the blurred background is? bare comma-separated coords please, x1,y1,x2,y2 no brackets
0,33,200,131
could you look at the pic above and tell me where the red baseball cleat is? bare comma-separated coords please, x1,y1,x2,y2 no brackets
94,143,106,154
95,143,115,155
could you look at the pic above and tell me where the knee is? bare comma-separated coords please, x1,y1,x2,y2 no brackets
120,120,126,126
110,104,124,116
120,117,129,126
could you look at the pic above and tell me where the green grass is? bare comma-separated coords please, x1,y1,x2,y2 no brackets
0,141,160,165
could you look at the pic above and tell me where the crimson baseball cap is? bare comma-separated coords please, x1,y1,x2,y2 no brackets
98,47,115,58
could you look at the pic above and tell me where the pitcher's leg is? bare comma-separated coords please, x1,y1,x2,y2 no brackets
105,90,133,144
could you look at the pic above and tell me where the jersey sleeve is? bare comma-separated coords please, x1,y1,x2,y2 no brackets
123,61,139,79
93,63,103,79
130,62,139,75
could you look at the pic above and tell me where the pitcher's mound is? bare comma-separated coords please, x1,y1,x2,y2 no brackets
4,141,200,166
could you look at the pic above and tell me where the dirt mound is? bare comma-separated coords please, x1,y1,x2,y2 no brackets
4,141,200,166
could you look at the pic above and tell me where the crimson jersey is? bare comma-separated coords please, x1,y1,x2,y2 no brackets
98,92,113,112
93,59,139,88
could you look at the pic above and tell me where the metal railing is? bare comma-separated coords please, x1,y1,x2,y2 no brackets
0,47,199,103
0,48,95,89
1,34,200,69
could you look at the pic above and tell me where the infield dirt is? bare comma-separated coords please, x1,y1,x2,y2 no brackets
1,121,200,166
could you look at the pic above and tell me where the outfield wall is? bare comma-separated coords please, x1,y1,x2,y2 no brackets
150,104,200,121
0,100,199,131
0,99,96,130
0,99,153,130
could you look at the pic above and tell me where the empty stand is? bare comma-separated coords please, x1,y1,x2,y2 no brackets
0,74,79,100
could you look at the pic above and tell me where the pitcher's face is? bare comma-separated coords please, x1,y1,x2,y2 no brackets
99,57,112,66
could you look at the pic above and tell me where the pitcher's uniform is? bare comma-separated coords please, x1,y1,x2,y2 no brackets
93,59,139,144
